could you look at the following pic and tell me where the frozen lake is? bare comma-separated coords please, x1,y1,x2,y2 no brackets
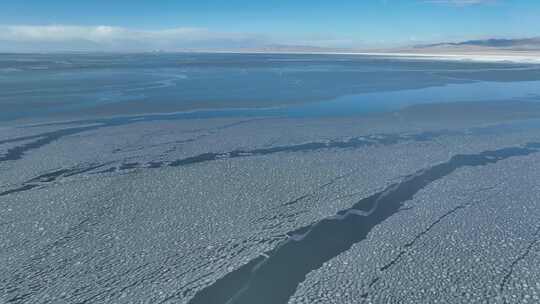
1,53,540,304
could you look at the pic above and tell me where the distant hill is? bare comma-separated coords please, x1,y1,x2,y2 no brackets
415,38,540,50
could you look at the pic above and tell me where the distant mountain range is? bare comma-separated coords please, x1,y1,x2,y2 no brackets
415,38,540,50
242,38,540,54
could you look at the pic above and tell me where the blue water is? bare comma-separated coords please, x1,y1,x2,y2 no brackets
1,53,540,122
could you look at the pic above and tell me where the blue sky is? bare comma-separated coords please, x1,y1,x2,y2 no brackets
0,0,539,51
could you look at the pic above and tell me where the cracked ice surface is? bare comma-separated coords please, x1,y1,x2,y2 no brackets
0,118,253,187
289,152,540,304
1,142,458,303
2,112,540,303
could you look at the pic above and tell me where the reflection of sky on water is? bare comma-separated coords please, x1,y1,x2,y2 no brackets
1,53,540,122
286,80,540,117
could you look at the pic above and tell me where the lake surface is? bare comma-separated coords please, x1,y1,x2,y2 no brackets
2,52,540,123
3,53,540,304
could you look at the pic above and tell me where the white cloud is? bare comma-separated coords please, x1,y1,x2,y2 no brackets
0,25,377,52
423,0,498,5
0,25,268,51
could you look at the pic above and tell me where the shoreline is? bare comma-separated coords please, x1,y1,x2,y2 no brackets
214,50,540,64
353,51,540,64
2,50,540,64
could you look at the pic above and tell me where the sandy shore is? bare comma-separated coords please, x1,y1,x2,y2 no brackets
225,48,540,64
352,50,540,64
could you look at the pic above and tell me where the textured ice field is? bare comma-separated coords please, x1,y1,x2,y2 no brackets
1,106,540,304
290,154,540,304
